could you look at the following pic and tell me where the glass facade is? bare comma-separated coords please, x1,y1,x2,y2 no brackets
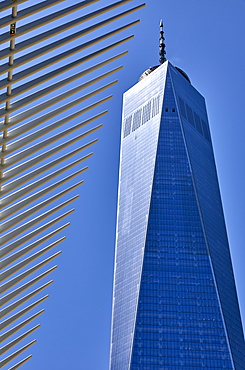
110,62,245,369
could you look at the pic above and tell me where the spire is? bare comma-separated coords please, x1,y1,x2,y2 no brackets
159,20,166,64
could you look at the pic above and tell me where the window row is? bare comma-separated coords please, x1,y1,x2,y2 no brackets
123,95,161,138
178,97,211,142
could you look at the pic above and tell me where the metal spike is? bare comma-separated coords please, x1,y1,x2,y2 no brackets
159,19,167,64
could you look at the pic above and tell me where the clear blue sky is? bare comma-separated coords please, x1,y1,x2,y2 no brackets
5,0,245,369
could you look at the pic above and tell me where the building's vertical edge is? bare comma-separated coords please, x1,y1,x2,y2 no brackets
170,63,245,369
109,90,126,370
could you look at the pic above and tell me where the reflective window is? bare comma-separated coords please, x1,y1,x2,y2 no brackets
179,96,187,118
123,95,161,138
186,104,195,127
132,109,142,132
193,111,203,134
124,115,132,138
142,101,152,125
178,97,211,143
152,95,160,117
201,119,211,142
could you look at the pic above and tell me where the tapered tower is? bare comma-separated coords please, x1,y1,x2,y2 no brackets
109,24,245,369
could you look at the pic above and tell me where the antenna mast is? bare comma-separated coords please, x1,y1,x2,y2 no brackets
159,20,166,64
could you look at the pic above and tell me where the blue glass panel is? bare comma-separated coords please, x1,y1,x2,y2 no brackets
201,119,211,142
185,103,195,127
178,96,187,119
193,111,203,135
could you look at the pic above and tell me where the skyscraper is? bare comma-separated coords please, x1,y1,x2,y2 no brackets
110,23,245,369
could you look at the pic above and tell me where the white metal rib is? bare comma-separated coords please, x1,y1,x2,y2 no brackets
0,268,57,307
0,67,121,123
0,282,53,319
0,77,117,139
0,311,44,344
1,98,112,159
0,52,127,112
0,0,68,27
1,164,88,213
0,212,73,258
1,238,65,282
1,141,96,184
0,39,131,101
2,152,92,196
2,120,103,170
1,153,92,196
0,23,137,80
0,1,142,61
1,252,62,295
0,310,44,342
7,355,32,370
1,174,86,229
0,325,40,356
0,340,36,368
0,0,28,12
0,0,97,30
0,16,138,73
1,196,79,246
0,297,48,331
1,227,67,270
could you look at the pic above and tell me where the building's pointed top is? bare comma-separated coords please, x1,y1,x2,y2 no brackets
159,20,166,64
139,21,191,83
